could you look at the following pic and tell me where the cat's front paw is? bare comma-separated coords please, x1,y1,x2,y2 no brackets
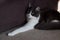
8,33,15,36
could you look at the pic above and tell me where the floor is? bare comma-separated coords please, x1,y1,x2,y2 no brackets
0,29,60,40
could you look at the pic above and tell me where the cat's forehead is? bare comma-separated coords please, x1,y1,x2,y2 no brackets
26,3,40,15
28,3,40,11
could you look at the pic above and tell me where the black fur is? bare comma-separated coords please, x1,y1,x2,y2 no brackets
40,8,60,23
35,8,60,30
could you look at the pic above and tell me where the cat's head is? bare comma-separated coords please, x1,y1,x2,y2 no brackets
26,3,40,18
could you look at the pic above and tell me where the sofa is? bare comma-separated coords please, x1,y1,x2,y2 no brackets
0,0,58,33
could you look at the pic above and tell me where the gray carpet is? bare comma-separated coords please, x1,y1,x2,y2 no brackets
0,29,60,40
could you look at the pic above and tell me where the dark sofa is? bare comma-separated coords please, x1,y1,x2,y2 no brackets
0,0,58,33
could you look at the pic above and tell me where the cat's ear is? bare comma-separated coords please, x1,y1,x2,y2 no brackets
26,3,32,14
35,7,40,11
29,3,31,7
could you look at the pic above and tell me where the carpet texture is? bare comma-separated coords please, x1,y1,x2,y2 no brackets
0,29,60,40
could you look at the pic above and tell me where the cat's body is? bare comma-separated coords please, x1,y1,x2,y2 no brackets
8,3,60,36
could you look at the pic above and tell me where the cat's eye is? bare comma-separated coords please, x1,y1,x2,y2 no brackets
31,13,34,14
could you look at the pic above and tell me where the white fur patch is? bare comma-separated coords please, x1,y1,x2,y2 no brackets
8,22,34,36
51,20,59,22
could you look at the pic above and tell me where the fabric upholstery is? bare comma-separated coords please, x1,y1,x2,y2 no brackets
0,0,58,33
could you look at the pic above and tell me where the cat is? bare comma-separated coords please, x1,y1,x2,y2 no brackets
8,3,40,36
8,3,60,36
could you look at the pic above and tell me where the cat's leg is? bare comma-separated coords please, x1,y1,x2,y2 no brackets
8,22,34,36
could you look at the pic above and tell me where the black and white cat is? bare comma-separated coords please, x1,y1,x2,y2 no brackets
8,3,40,36
8,2,60,36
